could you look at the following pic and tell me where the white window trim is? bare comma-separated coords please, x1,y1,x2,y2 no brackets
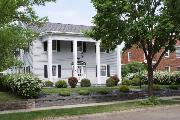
176,47,180,58
165,66,171,72
164,50,170,58
100,64,107,77
128,52,132,62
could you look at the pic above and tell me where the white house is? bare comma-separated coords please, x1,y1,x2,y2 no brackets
10,22,124,85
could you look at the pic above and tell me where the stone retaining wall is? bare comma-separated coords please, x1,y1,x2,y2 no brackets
0,90,180,111
0,99,35,111
35,90,180,108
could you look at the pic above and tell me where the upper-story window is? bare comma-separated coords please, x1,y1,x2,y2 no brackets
164,50,170,58
77,41,83,52
128,52,132,61
44,40,60,52
176,47,180,58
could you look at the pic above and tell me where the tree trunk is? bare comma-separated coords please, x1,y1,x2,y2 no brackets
147,63,154,97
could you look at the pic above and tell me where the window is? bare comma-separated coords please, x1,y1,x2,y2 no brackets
52,40,61,52
165,50,170,57
77,41,83,52
52,65,57,76
100,65,107,76
128,52,132,61
176,47,180,58
177,67,180,71
164,66,170,72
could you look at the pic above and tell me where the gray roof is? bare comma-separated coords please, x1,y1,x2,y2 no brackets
28,22,92,33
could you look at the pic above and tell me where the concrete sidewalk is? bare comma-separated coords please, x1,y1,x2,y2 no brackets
0,96,180,115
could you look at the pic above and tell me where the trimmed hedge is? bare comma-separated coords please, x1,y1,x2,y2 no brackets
68,77,78,88
1,74,42,98
106,78,116,87
55,80,67,88
119,85,130,92
43,80,53,87
80,79,91,87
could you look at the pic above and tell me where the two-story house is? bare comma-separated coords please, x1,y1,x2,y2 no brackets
9,22,123,85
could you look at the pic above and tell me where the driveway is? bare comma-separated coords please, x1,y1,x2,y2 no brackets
54,105,180,120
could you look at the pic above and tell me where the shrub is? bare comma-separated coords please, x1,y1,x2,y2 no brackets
43,80,53,87
78,90,90,95
2,74,42,98
80,79,91,87
97,88,110,95
110,75,119,85
131,77,141,86
106,78,116,87
55,80,67,88
68,77,78,88
122,79,132,86
59,91,71,96
152,84,161,91
119,85,130,92
168,84,179,90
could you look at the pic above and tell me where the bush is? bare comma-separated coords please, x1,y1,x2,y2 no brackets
106,78,116,87
2,74,42,98
59,91,71,96
168,84,179,90
80,79,91,87
122,79,132,86
97,88,110,95
78,90,90,95
110,75,119,85
131,77,141,86
68,77,78,88
55,80,67,88
43,80,53,87
119,85,130,92
139,96,160,106
152,84,161,91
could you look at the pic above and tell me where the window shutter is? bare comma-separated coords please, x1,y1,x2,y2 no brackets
44,41,47,51
83,42,86,52
57,40,61,52
58,65,61,78
107,65,110,77
95,45,96,53
44,65,48,78
96,65,97,77
71,41,73,52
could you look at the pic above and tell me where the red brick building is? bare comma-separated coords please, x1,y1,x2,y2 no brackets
121,41,180,72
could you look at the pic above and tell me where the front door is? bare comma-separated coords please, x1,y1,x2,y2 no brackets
77,65,86,80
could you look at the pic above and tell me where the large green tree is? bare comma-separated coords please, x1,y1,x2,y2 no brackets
0,0,56,71
89,0,180,96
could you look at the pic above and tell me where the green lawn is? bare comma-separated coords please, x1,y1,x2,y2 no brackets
0,97,180,120
42,86,120,94
0,92,21,102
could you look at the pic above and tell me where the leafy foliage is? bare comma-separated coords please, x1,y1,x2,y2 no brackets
122,62,147,77
43,80,54,87
119,85,130,92
106,78,116,87
90,0,180,96
110,75,120,85
59,91,71,97
68,77,78,88
55,80,67,88
80,79,91,87
139,97,160,106
1,74,42,98
78,90,90,95
0,0,56,71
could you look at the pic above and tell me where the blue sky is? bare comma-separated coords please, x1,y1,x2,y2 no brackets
34,0,96,26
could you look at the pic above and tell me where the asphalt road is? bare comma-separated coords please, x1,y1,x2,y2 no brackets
55,105,180,120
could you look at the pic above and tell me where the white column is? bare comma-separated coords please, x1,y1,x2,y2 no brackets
48,37,53,82
117,45,122,84
96,41,101,85
73,40,78,77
